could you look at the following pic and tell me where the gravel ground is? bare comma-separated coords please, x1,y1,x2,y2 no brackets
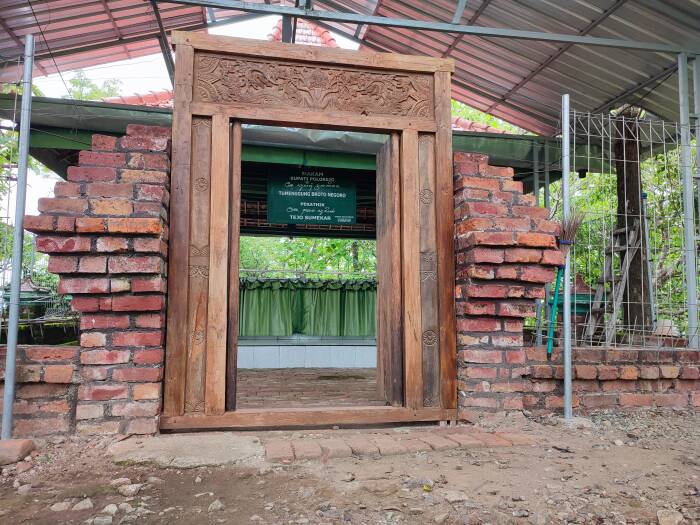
0,409,698,524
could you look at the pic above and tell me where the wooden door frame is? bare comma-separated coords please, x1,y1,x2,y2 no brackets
161,32,456,430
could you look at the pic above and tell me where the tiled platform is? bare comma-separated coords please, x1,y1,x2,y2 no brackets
236,368,386,409
263,427,534,463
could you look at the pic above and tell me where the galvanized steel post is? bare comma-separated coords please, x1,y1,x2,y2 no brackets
561,94,573,421
1,34,34,440
677,53,699,350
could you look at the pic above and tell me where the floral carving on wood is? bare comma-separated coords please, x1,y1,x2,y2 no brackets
194,54,434,118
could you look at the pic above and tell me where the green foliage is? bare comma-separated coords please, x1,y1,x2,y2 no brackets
557,144,692,332
0,223,57,291
451,100,526,134
62,70,121,101
239,236,376,278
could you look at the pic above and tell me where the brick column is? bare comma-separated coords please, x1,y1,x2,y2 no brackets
453,152,563,417
24,125,170,435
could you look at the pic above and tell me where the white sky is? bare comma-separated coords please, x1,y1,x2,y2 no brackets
12,16,358,218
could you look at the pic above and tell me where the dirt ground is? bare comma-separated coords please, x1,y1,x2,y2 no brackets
1,409,698,525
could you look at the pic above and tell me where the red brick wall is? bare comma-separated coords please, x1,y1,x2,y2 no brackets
454,152,563,417
20,124,171,436
0,345,79,435
526,347,700,411
4,135,697,438
453,151,700,416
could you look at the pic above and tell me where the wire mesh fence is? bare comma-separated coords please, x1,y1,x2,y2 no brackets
0,83,77,345
541,110,698,349
0,88,20,343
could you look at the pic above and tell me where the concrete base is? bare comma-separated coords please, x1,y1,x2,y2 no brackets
0,439,35,465
108,432,264,468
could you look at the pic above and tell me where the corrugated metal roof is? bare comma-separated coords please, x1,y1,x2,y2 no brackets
1,0,699,134
354,0,700,134
0,1,210,78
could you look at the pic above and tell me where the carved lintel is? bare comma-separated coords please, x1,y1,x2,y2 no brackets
193,53,434,118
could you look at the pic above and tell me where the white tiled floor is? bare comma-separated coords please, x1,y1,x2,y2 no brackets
238,345,377,369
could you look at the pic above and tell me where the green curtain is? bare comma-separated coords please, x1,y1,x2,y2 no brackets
238,278,376,337
343,288,376,336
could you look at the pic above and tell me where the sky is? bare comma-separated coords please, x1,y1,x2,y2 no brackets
33,16,357,99
8,15,358,218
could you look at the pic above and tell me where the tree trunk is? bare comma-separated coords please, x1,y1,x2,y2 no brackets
614,114,652,337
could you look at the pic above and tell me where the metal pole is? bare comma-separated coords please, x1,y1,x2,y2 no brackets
162,0,700,54
149,0,175,85
533,140,540,206
693,56,700,253
561,94,573,421
1,34,34,440
543,141,552,335
678,53,699,349
641,192,657,331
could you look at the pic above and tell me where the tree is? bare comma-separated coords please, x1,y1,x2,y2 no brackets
63,70,121,101
554,143,691,333
239,236,376,279
451,100,526,134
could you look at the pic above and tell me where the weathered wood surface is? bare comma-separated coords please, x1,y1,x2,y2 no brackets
161,406,457,430
165,32,456,429
204,114,230,415
400,129,423,410
163,44,194,417
188,102,437,132
418,133,440,407
172,32,454,73
434,71,457,409
226,122,242,411
183,117,212,415
376,133,403,406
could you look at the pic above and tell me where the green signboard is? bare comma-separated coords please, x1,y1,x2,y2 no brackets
267,168,357,225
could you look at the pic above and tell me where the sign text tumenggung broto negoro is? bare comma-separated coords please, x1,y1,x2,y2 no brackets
267,168,357,225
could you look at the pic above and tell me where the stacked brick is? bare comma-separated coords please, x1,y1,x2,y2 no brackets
23,124,171,435
527,347,700,411
0,345,79,435
453,152,563,417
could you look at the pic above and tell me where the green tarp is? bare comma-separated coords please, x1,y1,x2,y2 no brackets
238,278,376,337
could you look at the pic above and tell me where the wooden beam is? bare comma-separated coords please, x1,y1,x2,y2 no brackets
434,71,457,409
376,132,403,406
418,133,440,407
163,44,194,417
172,32,454,72
400,129,423,409
188,102,437,133
160,406,457,430
225,121,242,411
204,113,230,415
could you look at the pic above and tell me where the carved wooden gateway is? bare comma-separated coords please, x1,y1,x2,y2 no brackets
161,32,456,429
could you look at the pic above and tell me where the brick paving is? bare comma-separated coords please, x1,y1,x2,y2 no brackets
236,368,386,408
263,426,534,463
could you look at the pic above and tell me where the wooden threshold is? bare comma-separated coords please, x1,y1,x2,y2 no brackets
159,406,456,430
